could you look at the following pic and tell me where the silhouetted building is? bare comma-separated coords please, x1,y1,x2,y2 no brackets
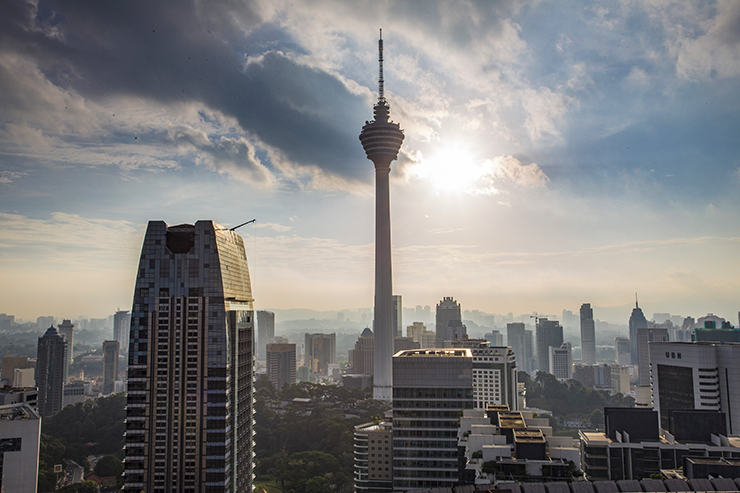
573,363,612,390
614,336,631,365
35,326,67,417
393,336,419,353
349,328,374,376
435,297,464,347
507,323,530,373
637,327,668,385
581,303,596,364
266,343,296,390
694,320,740,343
305,333,336,380
360,31,404,402
393,349,473,490
123,220,255,492
58,319,74,368
257,310,275,360
102,340,119,395
113,310,131,353
392,295,402,338
535,318,563,373
629,298,648,365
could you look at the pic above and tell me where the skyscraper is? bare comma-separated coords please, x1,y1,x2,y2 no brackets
535,318,563,373
392,294,402,338
360,31,404,401
393,349,473,490
349,328,374,375
507,322,527,372
629,296,648,365
304,333,336,380
549,342,573,381
102,340,119,395
113,310,131,353
256,310,275,361
580,303,596,364
36,325,67,417
637,327,669,385
266,343,296,390
435,297,462,348
123,220,255,493
58,319,75,367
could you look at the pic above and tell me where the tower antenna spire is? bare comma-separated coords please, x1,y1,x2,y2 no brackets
378,29,385,102
635,292,639,308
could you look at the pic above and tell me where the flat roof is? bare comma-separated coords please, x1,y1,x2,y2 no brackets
394,349,472,358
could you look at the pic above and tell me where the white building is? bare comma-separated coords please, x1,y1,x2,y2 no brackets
549,342,572,381
649,341,740,432
0,402,41,493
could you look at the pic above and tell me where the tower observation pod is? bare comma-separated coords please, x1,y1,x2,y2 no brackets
359,30,404,401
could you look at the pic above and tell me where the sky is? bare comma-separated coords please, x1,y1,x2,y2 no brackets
1,0,739,325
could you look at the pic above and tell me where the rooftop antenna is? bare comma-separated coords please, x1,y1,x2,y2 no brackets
635,292,639,308
378,29,385,102
230,219,256,231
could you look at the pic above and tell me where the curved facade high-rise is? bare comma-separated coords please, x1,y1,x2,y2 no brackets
123,220,255,493
360,31,404,401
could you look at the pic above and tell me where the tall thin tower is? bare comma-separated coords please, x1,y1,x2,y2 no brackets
360,30,404,401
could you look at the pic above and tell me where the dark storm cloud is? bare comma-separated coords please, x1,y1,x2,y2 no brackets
0,0,370,181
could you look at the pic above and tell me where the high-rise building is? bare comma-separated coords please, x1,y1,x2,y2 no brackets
392,295,402,338
349,328,374,376
614,336,631,365
354,421,393,492
407,322,425,344
611,364,630,394
36,325,67,417
637,327,669,385
393,349,474,490
470,342,517,410
266,343,296,390
360,31,404,402
507,323,528,373
549,342,573,381
1,355,31,384
535,318,563,373
629,297,648,365
123,220,255,493
304,333,336,380
36,316,54,330
435,297,463,347
649,341,740,432
102,340,119,395
257,310,275,361
113,310,131,353
580,303,596,364
58,319,75,367
0,402,41,492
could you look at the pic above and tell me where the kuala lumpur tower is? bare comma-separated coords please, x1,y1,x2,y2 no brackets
359,30,404,401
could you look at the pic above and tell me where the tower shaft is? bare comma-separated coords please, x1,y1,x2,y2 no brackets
374,164,393,401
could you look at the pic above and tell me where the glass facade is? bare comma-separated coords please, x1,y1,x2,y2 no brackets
123,221,254,493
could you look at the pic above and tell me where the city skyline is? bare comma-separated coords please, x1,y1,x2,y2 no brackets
1,1,739,322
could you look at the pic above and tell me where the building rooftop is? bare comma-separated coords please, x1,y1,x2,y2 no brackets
395,349,472,358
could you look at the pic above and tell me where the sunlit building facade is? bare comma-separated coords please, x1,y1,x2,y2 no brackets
123,220,255,493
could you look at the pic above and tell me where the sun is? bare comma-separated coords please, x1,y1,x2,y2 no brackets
414,143,487,192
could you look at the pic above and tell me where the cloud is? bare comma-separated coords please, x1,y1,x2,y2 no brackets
0,171,27,184
483,155,550,190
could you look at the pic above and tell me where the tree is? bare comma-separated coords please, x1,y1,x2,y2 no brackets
59,481,99,493
94,454,123,477
590,408,604,428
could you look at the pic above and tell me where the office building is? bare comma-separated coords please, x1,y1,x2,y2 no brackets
353,421,393,493
694,320,740,343
535,318,563,373
266,343,296,390
392,295,402,338
58,319,75,367
459,406,580,484
102,340,120,395
484,330,503,346
113,310,131,353
573,363,613,390
507,323,529,373
305,333,336,380
636,327,668,385
406,322,424,344
360,32,404,402
611,364,630,394
580,407,740,480
12,367,35,387
614,336,631,365
392,349,474,490
349,328,374,376
123,220,255,493
257,310,275,361
549,342,572,381
435,297,463,347
36,316,54,330
580,303,596,364
393,336,419,353
649,341,740,433
0,402,41,492
1,355,32,385
471,343,517,409
36,325,67,417
629,298,648,366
